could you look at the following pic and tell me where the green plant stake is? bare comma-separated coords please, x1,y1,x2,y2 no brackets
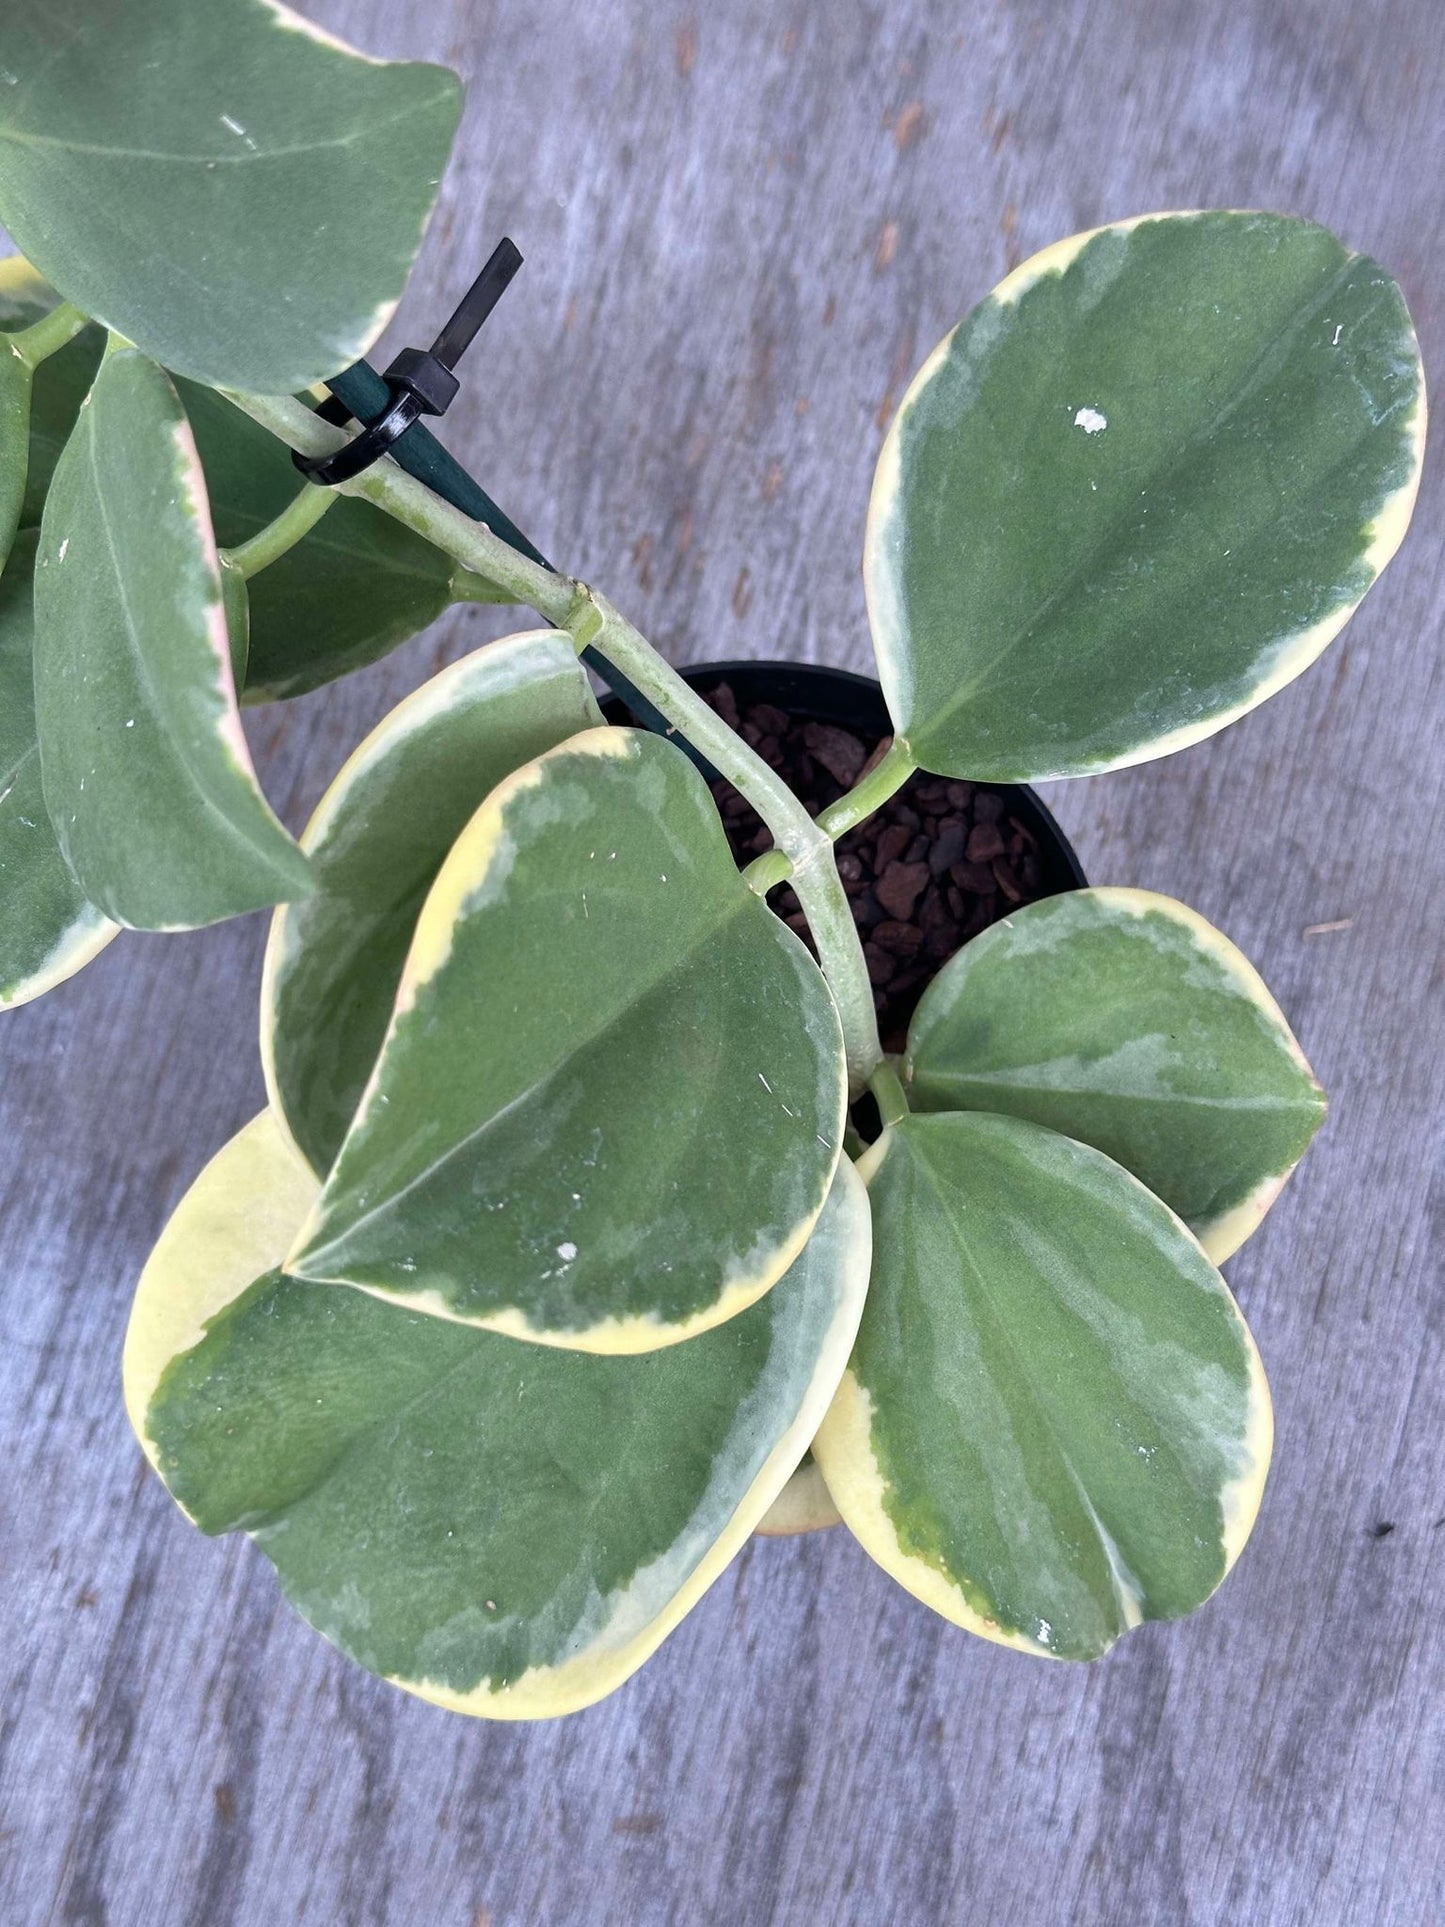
0,2,1426,1717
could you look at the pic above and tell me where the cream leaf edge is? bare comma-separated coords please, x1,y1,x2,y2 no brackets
123,1111,872,1716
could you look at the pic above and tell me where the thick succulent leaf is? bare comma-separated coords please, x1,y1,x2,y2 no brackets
0,531,117,1007
755,1452,841,1537
815,1113,1272,1660
906,888,1327,1261
262,633,604,1178
866,211,1425,781
0,1,461,393
125,1112,871,1719
34,344,311,929
178,381,466,703
0,257,105,531
288,727,847,1352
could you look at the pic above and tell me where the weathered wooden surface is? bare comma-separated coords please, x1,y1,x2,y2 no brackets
3,0,1442,1920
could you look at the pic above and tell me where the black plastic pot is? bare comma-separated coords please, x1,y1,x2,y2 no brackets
602,658,1086,885
601,658,1087,1049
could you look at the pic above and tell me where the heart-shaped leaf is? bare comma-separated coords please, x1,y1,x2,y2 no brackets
288,727,847,1352
34,344,311,929
125,1111,871,1718
0,257,105,531
178,381,481,704
0,1,461,392
0,531,117,1007
906,888,1327,1260
262,633,604,1178
815,1112,1271,1659
866,211,1424,780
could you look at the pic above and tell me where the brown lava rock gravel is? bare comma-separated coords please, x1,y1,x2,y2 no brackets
701,681,1049,1054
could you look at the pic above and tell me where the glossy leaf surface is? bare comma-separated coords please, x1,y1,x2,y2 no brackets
867,211,1425,780
0,1,461,392
290,728,847,1352
34,345,310,928
263,634,603,1177
815,1113,1272,1660
0,531,116,1007
907,888,1327,1260
126,1113,871,1718
178,382,472,703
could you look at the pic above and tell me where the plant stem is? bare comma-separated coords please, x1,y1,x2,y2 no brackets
816,738,915,840
867,1060,909,1129
741,848,792,894
8,300,89,367
452,567,520,605
224,483,336,580
221,390,573,618
573,588,885,1089
224,387,888,1087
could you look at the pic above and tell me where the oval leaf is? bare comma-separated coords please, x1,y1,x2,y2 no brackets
262,633,604,1178
288,727,847,1352
0,1,461,392
35,344,311,929
0,531,117,1007
866,211,1425,780
0,256,105,530
815,1113,1272,1660
906,888,1327,1261
178,381,466,703
125,1112,871,1719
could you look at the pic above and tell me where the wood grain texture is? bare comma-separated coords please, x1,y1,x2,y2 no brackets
2,1,1442,1921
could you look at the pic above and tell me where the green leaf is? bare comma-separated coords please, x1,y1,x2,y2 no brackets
0,256,106,532
815,1113,1272,1660
34,344,311,929
0,1,461,393
288,727,847,1353
0,530,117,1007
263,633,604,1178
175,381,466,702
906,888,1327,1261
125,1111,871,1718
867,211,1425,780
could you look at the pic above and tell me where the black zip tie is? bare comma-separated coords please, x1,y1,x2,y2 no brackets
291,242,716,775
294,238,524,487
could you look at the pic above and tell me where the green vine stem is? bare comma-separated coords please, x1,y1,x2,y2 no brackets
7,300,89,367
816,738,915,839
867,1060,910,1129
223,482,336,579
226,387,887,1087
571,588,885,1090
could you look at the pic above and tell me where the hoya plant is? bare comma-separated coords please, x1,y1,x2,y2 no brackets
0,2,1424,1716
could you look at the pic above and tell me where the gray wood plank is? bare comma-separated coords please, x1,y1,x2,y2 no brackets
2,1,1442,1922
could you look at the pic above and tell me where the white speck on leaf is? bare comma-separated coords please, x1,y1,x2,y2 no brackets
1332,323,1343,346
1074,407,1107,435
557,1241,578,1262
57,538,69,562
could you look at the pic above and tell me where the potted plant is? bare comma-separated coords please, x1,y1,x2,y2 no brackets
0,1,1423,1716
